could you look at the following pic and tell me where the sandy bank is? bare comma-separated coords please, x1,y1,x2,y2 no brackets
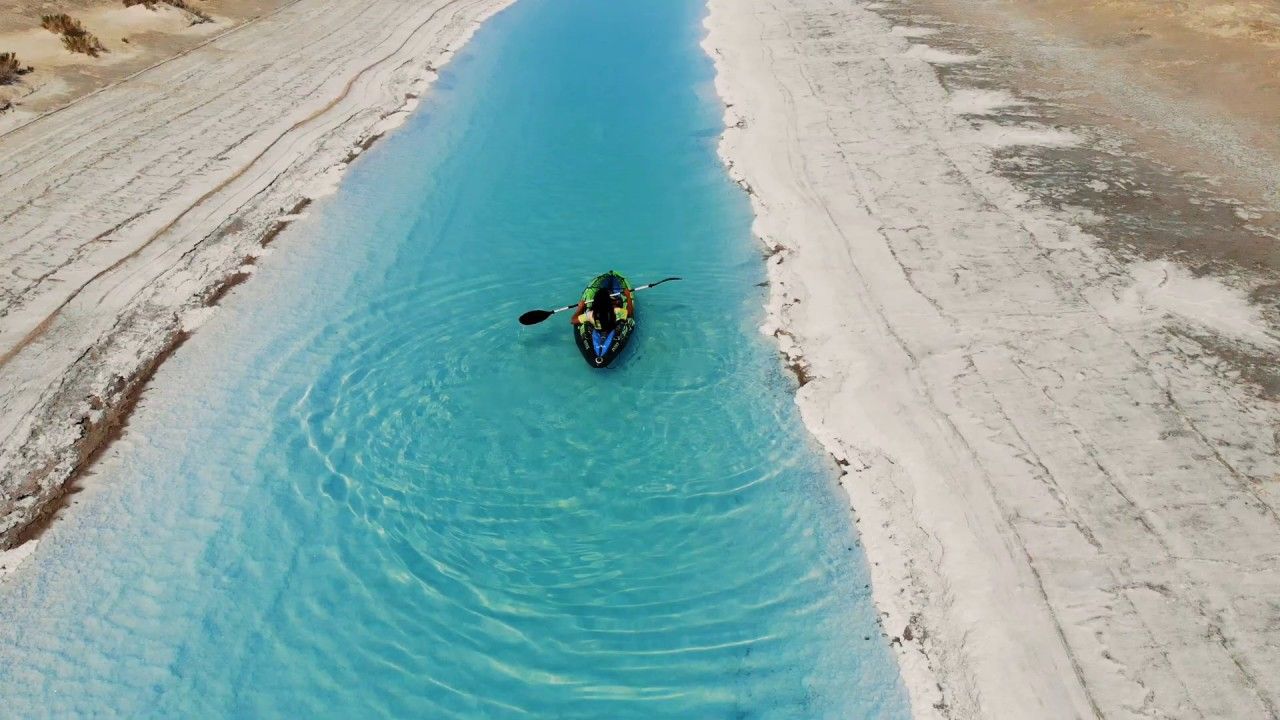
705,0,1280,717
0,0,515,549
0,0,289,130
899,0,1280,212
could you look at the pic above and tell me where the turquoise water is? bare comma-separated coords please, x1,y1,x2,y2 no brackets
0,1,908,717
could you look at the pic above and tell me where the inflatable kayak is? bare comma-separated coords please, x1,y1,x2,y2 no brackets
573,271,636,368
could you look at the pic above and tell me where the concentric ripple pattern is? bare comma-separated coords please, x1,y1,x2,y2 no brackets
0,1,910,717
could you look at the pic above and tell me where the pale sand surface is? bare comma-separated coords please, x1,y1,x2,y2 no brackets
0,0,287,127
0,0,514,547
898,0,1280,215
706,0,1280,717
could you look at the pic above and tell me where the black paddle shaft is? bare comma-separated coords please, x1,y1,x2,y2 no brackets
518,277,681,325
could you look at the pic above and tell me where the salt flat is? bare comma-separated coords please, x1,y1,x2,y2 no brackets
4,0,1280,715
0,0,513,546
706,0,1280,717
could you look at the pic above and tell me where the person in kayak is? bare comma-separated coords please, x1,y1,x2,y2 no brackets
572,284,633,330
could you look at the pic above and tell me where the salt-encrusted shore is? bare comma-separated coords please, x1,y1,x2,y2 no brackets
705,0,1280,717
0,0,515,549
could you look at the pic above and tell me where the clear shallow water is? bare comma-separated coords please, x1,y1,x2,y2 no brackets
0,1,909,717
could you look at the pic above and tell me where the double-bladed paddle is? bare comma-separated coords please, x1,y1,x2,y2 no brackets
518,277,682,326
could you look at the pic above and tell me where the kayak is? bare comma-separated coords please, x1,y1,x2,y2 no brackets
573,271,636,368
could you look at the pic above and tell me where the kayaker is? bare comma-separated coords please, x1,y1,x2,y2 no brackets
572,285,633,330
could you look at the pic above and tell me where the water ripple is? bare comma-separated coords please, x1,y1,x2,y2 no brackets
0,0,908,716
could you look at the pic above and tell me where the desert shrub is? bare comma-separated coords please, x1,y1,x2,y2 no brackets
41,14,107,57
41,13,78,34
61,32,107,56
1,52,32,84
121,0,211,24
165,0,212,24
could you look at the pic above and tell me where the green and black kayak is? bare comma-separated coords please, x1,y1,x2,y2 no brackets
573,271,636,368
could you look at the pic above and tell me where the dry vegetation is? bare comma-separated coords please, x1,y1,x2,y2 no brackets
122,0,213,24
1,52,33,85
41,13,108,57
166,0,213,24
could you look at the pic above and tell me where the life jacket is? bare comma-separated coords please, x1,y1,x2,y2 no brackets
579,271,632,330
581,304,628,330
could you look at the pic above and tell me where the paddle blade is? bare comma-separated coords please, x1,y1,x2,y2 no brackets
635,276,681,291
519,309,555,325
